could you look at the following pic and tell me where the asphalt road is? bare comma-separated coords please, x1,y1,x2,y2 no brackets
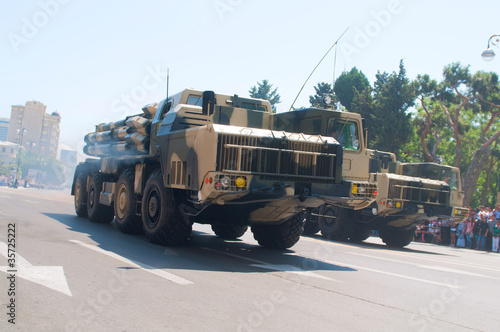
0,186,499,332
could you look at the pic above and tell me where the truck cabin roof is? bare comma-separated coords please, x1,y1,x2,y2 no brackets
154,89,272,122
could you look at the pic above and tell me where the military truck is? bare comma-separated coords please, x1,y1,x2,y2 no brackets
72,89,375,249
274,107,466,247
396,162,468,217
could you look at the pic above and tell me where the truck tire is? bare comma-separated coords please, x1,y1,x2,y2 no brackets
318,206,354,241
211,224,248,239
251,212,304,249
114,169,143,234
349,225,372,242
74,169,88,218
379,227,416,248
302,210,320,235
142,170,192,246
87,172,115,223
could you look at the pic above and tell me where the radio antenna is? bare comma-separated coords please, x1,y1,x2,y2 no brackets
166,68,170,100
288,27,349,111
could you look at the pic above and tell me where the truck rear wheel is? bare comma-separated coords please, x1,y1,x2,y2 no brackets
74,169,88,218
318,206,354,241
87,172,115,223
114,169,143,234
349,225,372,242
379,227,416,247
251,212,304,249
141,170,192,246
211,224,248,239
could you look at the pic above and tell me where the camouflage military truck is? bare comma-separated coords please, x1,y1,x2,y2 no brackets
274,107,466,247
72,89,374,249
396,162,468,218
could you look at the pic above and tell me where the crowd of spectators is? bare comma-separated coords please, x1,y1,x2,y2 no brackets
415,206,500,252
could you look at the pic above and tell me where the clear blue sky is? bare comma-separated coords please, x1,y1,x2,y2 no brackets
1,0,499,156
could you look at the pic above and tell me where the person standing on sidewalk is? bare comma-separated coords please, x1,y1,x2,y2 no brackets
476,215,489,251
492,219,500,253
465,216,474,248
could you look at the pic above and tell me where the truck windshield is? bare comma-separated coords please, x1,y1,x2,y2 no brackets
326,119,360,150
402,164,459,190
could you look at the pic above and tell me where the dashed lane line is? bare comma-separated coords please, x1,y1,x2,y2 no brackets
347,252,500,280
201,247,336,281
70,240,193,285
311,256,461,289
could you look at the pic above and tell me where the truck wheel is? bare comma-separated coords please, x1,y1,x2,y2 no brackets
302,210,320,235
142,170,192,246
74,169,88,218
349,225,372,242
211,224,248,239
87,172,115,223
379,227,416,247
251,212,305,249
114,169,143,234
318,206,354,241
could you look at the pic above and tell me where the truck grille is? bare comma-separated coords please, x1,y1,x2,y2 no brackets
388,179,450,205
216,134,338,181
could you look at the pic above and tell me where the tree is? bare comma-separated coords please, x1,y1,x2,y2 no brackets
334,67,370,111
349,60,416,155
413,63,500,206
249,80,281,113
309,82,337,108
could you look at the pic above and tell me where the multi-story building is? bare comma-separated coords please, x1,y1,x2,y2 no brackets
0,141,19,165
7,101,61,159
0,118,9,141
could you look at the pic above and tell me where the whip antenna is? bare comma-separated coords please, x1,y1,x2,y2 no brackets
288,27,349,111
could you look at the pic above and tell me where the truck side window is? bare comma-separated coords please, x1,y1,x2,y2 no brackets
159,101,172,120
187,95,202,106
298,117,322,135
326,118,360,150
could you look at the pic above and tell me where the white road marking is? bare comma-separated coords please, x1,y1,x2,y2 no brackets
22,199,38,204
360,247,500,273
0,242,72,296
318,257,461,289
348,252,499,280
202,247,335,281
70,240,192,285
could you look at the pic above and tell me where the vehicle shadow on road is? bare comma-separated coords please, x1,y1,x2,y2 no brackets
44,213,357,275
302,233,453,257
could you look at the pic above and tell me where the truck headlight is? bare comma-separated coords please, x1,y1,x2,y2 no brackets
352,184,358,194
236,176,246,188
221,176,231,189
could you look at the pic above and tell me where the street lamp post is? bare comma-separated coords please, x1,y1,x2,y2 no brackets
24,141,35,188
481,34,500,61
14,128,26,188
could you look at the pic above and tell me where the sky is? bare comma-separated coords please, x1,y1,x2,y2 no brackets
0,0,499,158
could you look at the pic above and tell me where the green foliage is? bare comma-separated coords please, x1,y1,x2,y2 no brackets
410,61,500,207
15,149,65,186
350,60,416,155
334,67,370,111
249,79,281,113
